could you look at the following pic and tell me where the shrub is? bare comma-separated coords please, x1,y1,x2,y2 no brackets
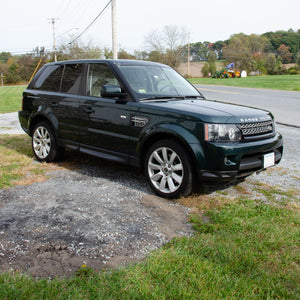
202,63,209,77
288,67,298,75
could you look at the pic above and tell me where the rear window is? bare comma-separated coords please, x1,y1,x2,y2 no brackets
32,64,63,91
61,64,83,94
31,63,83,94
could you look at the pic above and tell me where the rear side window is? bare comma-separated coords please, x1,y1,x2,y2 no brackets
32,64,63,91
61,64,83,94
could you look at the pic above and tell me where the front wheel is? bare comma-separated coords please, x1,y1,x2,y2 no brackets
144,140,193,198
32,122,64,162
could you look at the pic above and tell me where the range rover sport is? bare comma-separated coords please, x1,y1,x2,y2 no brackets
19,59,283,198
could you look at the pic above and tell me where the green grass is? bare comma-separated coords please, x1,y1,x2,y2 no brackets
0,85,26,113
0,195,299,299
189,75,300,91
0,135,48,188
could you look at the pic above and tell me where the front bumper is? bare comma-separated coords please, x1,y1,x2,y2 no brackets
196,132,283,181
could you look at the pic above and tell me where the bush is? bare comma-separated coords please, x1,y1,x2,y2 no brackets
295,52,300,70
288,67,298,75
202,63,209,77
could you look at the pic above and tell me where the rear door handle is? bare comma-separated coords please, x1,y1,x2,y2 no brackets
27,95,40,100
83,106,95,114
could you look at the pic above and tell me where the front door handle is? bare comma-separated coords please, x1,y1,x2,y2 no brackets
49,102,58,107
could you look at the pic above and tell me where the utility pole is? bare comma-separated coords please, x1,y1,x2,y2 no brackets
187,33,191,78
111,0,118,59
49,18,58,62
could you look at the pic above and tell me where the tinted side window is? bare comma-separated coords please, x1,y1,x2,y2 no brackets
87,63,120,97
61,64,83,94
32,65,63,91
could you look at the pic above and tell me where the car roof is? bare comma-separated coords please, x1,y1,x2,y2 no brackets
46,59,169,68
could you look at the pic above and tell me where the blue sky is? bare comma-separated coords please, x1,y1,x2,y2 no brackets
1,0,299,54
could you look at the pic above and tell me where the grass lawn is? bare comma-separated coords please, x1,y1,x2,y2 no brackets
0,85,25,113
0,135,299,299
189,75,300,91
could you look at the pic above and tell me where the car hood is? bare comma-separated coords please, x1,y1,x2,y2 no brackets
140,99,273,123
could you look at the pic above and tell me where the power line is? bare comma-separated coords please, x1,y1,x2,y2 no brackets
68,0,112,45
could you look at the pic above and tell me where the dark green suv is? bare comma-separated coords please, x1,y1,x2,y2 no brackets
19,59,283,198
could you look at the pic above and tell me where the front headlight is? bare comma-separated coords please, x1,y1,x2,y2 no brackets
205,124,241,142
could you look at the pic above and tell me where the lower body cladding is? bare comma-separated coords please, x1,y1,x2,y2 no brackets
194,133,283,181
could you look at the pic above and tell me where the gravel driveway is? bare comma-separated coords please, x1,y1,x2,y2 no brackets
0,113,299,278
0,158,193,278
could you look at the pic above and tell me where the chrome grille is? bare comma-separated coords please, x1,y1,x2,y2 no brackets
240,120,273,136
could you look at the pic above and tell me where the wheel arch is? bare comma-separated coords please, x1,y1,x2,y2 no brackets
139,125,205,178
29,113,58,137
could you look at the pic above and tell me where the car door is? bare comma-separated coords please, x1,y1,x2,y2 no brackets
29,63,83,145
54,63,84,144
80,63,131,162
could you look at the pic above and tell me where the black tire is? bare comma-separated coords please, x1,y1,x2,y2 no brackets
31,122,64,162
144,139,193,198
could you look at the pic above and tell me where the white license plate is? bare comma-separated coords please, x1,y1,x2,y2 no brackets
264,152,275,168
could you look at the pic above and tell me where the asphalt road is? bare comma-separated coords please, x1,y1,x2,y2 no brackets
195,84,300,128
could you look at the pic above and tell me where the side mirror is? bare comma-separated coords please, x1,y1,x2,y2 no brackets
101,84,127,99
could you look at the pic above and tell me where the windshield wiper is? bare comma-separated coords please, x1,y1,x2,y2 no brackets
139,96,184,102
183,95,205,100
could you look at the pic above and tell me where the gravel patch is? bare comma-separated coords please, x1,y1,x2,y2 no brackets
0,160,192,278
0,112,23,135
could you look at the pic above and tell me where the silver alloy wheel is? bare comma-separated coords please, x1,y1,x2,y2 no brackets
33,126,51,159
147,146,184,194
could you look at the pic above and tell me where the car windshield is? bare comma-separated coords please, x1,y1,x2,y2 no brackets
118,65,202,101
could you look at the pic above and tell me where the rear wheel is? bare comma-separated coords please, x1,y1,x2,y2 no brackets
32,122,64,162
145,140,193,198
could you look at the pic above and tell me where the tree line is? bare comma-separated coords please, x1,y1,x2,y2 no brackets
1,27,299,84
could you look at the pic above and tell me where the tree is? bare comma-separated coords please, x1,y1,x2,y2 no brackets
277,44,292,64
247,34,271,54
201,63,209,77
262,30,300,62
189,42,210,61
118,49,136,59
296,52,300,71
208,52,216,75
264,53,282,75
57,39,102,61
5,57,20,84
0,52,12,63
223,33,252,70
103,48,112,59
134,50,148,60
212,41,225,60
223,33,273,72
144,25,188,68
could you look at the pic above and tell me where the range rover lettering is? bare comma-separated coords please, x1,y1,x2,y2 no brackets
19,60,283,198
